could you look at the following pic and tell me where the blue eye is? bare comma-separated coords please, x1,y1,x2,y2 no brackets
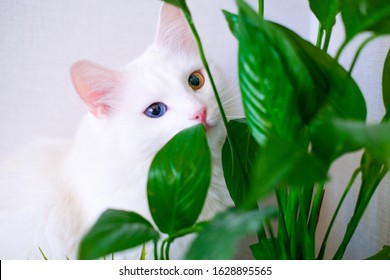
144,102,168,118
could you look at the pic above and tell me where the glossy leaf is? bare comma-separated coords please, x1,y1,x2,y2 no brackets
232,0,308,145
367,245,390,260
248,133,328,206
277,23,367,122
341,0,390,41
185,207,277,260
147,124,211,235
222,119,259,208
383,49,390,120
78,209,159,260
311,119,390,165
225,0,366,148
309,0,340,31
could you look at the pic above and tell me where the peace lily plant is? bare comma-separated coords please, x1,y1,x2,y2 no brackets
78,0,390,260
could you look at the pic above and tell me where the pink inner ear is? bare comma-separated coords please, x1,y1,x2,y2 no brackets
155,3,197,53
71,61,121,118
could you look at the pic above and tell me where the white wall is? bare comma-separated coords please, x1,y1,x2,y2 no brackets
0,0,389,259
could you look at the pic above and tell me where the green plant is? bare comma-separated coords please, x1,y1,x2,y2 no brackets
78,0,390,260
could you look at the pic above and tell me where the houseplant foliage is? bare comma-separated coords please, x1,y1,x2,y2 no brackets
78,0,390,260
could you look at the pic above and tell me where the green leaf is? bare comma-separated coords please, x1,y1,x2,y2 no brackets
147,124,211,235
311,119,390,165
185,207,277,260
222,10,239,38
221,119,259,208
341,0,390,41
78,210,159,260
383,49,390,120
277,23,367,122
309,0,340,31
367,245,390,260
248,133,328,205
234,0,308,145
226,0,366,147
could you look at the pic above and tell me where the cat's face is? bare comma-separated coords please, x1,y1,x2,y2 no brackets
70,3,231,158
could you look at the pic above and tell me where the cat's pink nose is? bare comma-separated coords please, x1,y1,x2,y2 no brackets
193,107,207,125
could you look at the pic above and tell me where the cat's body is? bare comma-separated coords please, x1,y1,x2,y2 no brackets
0,4,236,259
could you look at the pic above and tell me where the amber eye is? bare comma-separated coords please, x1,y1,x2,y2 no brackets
188,71,205,91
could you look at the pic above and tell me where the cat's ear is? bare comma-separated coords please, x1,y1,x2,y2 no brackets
70,60,122,118
155,3,197,53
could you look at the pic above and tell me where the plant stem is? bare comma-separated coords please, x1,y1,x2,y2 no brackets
333,165,389,260
275,188,289,258
348,35,377,74
162,224,205,259
309,182,325,239
317,167,361,260
165,240,172,260
335,40,349,61
322,28,333,52
316,25,324,49
258,0,264,17
180,1,250,204
38,246,48,260
265,218,280,259
160,239,167,260
153,240,158,260
180,4,229,134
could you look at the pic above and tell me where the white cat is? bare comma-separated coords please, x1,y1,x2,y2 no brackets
0,3,238,259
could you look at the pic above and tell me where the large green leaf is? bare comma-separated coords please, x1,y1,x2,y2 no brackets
383,49,390,121
225,0,366,147
341,0,390,41
185,207,277,260
221,119,259,208
276,23,367,122
232,0,309,145
311,119,390,165
367,245,390,260
248,133,328,206
147,124,211,235
309,0,340,31
78,209,159,260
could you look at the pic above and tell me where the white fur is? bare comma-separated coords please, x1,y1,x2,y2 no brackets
0,4,238,260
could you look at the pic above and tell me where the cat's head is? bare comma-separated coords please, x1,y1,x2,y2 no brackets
70,3,233,158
